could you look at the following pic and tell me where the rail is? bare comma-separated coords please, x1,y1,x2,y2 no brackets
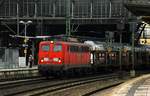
1,73,122,96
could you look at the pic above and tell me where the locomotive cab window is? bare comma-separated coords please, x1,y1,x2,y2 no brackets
41,45,50,51
70,45,78,52
54,45,62,52
81,46,89,52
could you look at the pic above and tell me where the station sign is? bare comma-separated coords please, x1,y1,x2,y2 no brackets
22,44,28,47
24,38,29,43
107,47,112,53
19,57,26,67
123,48,128,53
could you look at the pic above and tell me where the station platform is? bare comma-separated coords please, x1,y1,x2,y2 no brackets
0,66,39,80
0,66,37,71
110,74,150,96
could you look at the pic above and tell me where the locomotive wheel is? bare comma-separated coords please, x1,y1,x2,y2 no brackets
65,69,75,77
41,71,49,79
55,70,64,77
81,68,88,76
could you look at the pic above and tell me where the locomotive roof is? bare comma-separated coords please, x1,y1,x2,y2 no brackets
40,41,90,46
40,40,150,52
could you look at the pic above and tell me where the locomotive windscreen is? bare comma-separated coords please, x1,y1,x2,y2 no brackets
53,44,62,52
41,45,50,51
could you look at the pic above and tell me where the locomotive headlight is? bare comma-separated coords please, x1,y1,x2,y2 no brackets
41,59,44,62
58,60,61,63
44,57,49,61
53,58,59,62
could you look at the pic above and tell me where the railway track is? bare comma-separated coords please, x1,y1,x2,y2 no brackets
0,73,125,96
83,82,122,96
0,77,50,90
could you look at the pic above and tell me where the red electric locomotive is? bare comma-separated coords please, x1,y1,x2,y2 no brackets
38,41,91,76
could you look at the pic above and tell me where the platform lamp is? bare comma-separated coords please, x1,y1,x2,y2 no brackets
19,20,32,66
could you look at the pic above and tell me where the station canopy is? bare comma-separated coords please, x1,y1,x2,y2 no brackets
125,3,150,23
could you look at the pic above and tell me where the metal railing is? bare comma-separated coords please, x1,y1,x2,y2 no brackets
0,0,132,19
